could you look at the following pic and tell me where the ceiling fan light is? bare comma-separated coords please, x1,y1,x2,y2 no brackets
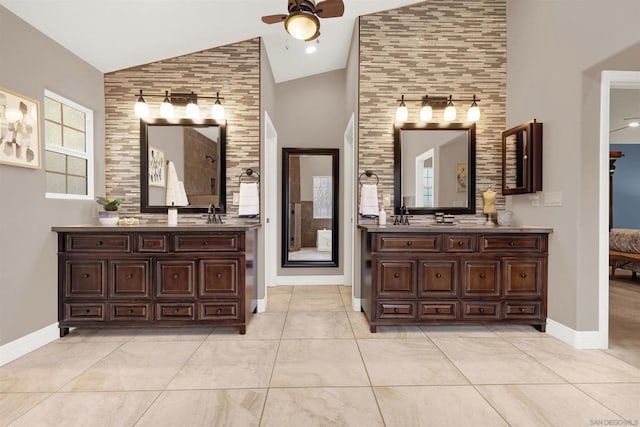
285,12,319,41
628,121,640,128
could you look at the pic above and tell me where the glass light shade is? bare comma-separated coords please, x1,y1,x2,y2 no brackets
395,105,408,122
285,12,319,41
467,105,480,122
443,105,457,122
134,100,149,118
419,105,433,122
629,121,640,128
5,107,23,123
160,101,174,119
211,102,225,121
185,102,200,119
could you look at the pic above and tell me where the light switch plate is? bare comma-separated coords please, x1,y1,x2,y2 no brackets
232,193,239,205
543,191,562,207
383,193,391,207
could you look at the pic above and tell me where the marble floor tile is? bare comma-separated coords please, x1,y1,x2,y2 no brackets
358,339,468,386
210,312,286,340
129,327,214,342
477,384,620,427
265,293,291,312
487,324,544,338
58,327,141,343
60,341,201,391
291,285,340,295
349,312,426,339
375,386,508,426
608,280,640,370
270,339,369,387
0,342,120,392
288,293,345,312
136,389,266,427
510,337,640,383
9,391,158,427
261,387,384,427
340,291,354,311
267,285,294,295
575,383,640,420
0,393,49,427
432,337,565,384
421,324,498,338
338,285,352,296
282,311,353,339
167,340,278,389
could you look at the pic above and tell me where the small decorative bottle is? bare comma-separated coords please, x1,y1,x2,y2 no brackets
378,209,386,225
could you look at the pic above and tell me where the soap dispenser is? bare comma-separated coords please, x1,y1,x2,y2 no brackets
378,209,386,225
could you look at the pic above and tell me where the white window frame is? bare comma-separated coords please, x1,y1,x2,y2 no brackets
44,89,94,200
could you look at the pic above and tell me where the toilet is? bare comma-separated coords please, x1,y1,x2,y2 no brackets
316,229,332,252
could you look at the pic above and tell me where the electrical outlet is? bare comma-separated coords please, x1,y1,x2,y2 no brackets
383,193,391,207
232,193,239,205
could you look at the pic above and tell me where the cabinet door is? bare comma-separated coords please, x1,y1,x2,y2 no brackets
199,258,241,298
110,260,150,298
419,260,457,297
156,260,196,298
64,260,106,298
461,258,500,298
503,258,542,298
376,258,417,297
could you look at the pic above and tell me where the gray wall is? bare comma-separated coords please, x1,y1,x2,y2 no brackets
275,69,348,276
507,0,640,330
0,6,105,345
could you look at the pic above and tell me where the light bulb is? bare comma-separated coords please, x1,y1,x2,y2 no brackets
395,95,408,122
467,105,480,121
160,91,174,119
629,121,640,128
419,105,433,122
285,12,319,41
211,93,225,121
185,102,200,119
134,90,149,118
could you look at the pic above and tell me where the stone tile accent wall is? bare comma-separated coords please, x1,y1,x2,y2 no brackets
104,38,260,219
359,0,506,217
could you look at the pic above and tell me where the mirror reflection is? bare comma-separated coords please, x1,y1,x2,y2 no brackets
394,123,476,215
503,129,527,191
282,148,339,267
140,119,226,213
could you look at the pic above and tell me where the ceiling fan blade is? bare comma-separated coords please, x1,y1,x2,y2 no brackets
315,0,344,18
261,14,288,24
624,116,640,120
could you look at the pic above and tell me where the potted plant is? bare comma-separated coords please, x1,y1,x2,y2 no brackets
96,196,124,225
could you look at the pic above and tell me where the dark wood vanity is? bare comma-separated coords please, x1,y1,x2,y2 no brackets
359,225,552,332
52,224,259,336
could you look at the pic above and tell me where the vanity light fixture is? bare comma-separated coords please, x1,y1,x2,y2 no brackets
133,90,225,121
395,94,481,123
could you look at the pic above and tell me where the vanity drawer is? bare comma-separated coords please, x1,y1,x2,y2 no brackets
156,303,195,320
109,303,152,321
64,260,107,298
420,302,458,320
461,302,501,320
174,234,239,252
110,260,150,298
376,235,440,252
377,301,416,319
503,302,541,319
443,234,476,252
136,234,168,252
156,260,196,298
66,234,130,252
64,303,106,321
481,235,544,253
199,302,240,320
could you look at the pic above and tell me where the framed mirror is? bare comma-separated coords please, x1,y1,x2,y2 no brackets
501,119,542,195
140,118,226,213
282,148,339,268
393,122,476,215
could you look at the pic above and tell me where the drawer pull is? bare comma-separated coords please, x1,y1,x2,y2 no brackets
216,273,223,279
434,307,440,313
173,273,179,280
128,309,134,314
85,309,91,314
509,241,515,247
203,241,209,246
148,241,155,246
174,308,179,313
393,307,400,313
519,307,526,313
479,273,486,279
83,273,90,278
435,273,442,279
394,273,400,278
407,241,413,246
126,274,133,279
96,241,104,246
216,308,222,314
478,307,485,313
520,272,527,279
457,241,464,246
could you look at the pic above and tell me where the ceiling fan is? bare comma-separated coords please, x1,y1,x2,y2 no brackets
610,116,640,133
261,0,345,42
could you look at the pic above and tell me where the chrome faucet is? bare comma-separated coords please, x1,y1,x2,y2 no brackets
393,206,411,225
207,204,224,224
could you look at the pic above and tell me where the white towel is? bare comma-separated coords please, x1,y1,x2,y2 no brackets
239,182,259,217
359,184,379,217
165,161,189,207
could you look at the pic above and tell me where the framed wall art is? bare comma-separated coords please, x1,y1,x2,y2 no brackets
148,146,166,187
0,87,41,169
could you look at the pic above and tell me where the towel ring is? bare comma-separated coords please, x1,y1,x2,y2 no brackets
358,170,379,185
239,168,260,184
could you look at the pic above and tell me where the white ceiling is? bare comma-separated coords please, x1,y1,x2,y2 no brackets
610,88,640,144
0,0,422,83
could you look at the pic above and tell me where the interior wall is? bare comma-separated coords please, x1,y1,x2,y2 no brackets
0,6,105,345
104,39,260,219
275,69,348,276
358,0,507,219
507,0,640,331
610,144,640,228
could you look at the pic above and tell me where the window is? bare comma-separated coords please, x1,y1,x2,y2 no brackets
422,166,433,207
313,176,332,218
44,90,93,199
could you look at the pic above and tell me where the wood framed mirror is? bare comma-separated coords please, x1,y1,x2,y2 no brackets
393,122,476,215
140,118,226,213
282,148,339,268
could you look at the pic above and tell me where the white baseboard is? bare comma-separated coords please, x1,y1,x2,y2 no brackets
546,318,606,349
256,298,267,313
351,297,362,312
275,275,345,286
0,323,59,366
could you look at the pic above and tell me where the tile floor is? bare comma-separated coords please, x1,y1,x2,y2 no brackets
1,284,640,426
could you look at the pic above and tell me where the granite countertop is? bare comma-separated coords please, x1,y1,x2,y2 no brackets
358,224,553,233
52,223,261,232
